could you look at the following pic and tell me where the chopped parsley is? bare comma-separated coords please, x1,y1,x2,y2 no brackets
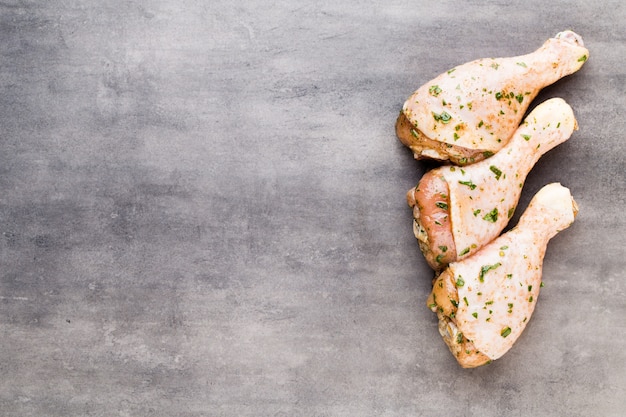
459,247,471,257
456,277,465,287
501,327,512,338
435,201,449,210
516,62,527,67
479,262,501,282
489,165,502,180
578,55,587,62
508,207,515,218
458,180,477,190
483,208,498,223
429,85,442,96
433,111,452,124
522,134,531,141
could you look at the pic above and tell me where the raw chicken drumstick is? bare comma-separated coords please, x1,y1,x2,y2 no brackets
407,97,577,271
396,30,588,165
426,183,578,368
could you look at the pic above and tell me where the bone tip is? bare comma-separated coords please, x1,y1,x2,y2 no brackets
554,30,585,48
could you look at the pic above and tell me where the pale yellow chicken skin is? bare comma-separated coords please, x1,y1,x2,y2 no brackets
407,97,577,270
427,183,578,368
397,31,588,165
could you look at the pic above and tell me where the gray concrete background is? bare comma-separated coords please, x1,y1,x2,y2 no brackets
1,1,624,416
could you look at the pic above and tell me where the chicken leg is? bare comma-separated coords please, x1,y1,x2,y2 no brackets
426,183,578,368
396,30,588,165
407,97,576,270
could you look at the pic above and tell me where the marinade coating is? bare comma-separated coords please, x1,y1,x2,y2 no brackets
397,31,588,165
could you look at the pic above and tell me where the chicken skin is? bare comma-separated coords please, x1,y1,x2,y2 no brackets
407,98,577,270
396,30,588,165
426,183,578,368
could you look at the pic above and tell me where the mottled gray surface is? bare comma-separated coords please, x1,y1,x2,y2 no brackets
1,1,624,416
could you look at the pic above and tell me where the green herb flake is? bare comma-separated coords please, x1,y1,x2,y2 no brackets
501,327,512,338
528,285,533,292
456,332,464,344
522,134,531,141
483,208,499,223
489,165,502,180
453,132,459,141
507,274,513,279
458,180,477,190
495,91,504,100
540,282,545,287
528,295,534,303
435,254,444,264
435,201,449,210
515,93,524,104
578,55,587,62
428,303,437,309
472,312,478,318
516,62,527,68
478,120,484,128
447,68,456,75
456,277,465,287
473,209,481,217
463,296,469,306
438,245,448,253
507,207,515,219
433,111,452,124
410,128,419,138
479,262,501,282
450,299,458,308
459,247,471,257
491,62,499,70
429,85,442,96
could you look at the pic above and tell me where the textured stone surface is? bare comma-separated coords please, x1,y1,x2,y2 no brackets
1,1,624,415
